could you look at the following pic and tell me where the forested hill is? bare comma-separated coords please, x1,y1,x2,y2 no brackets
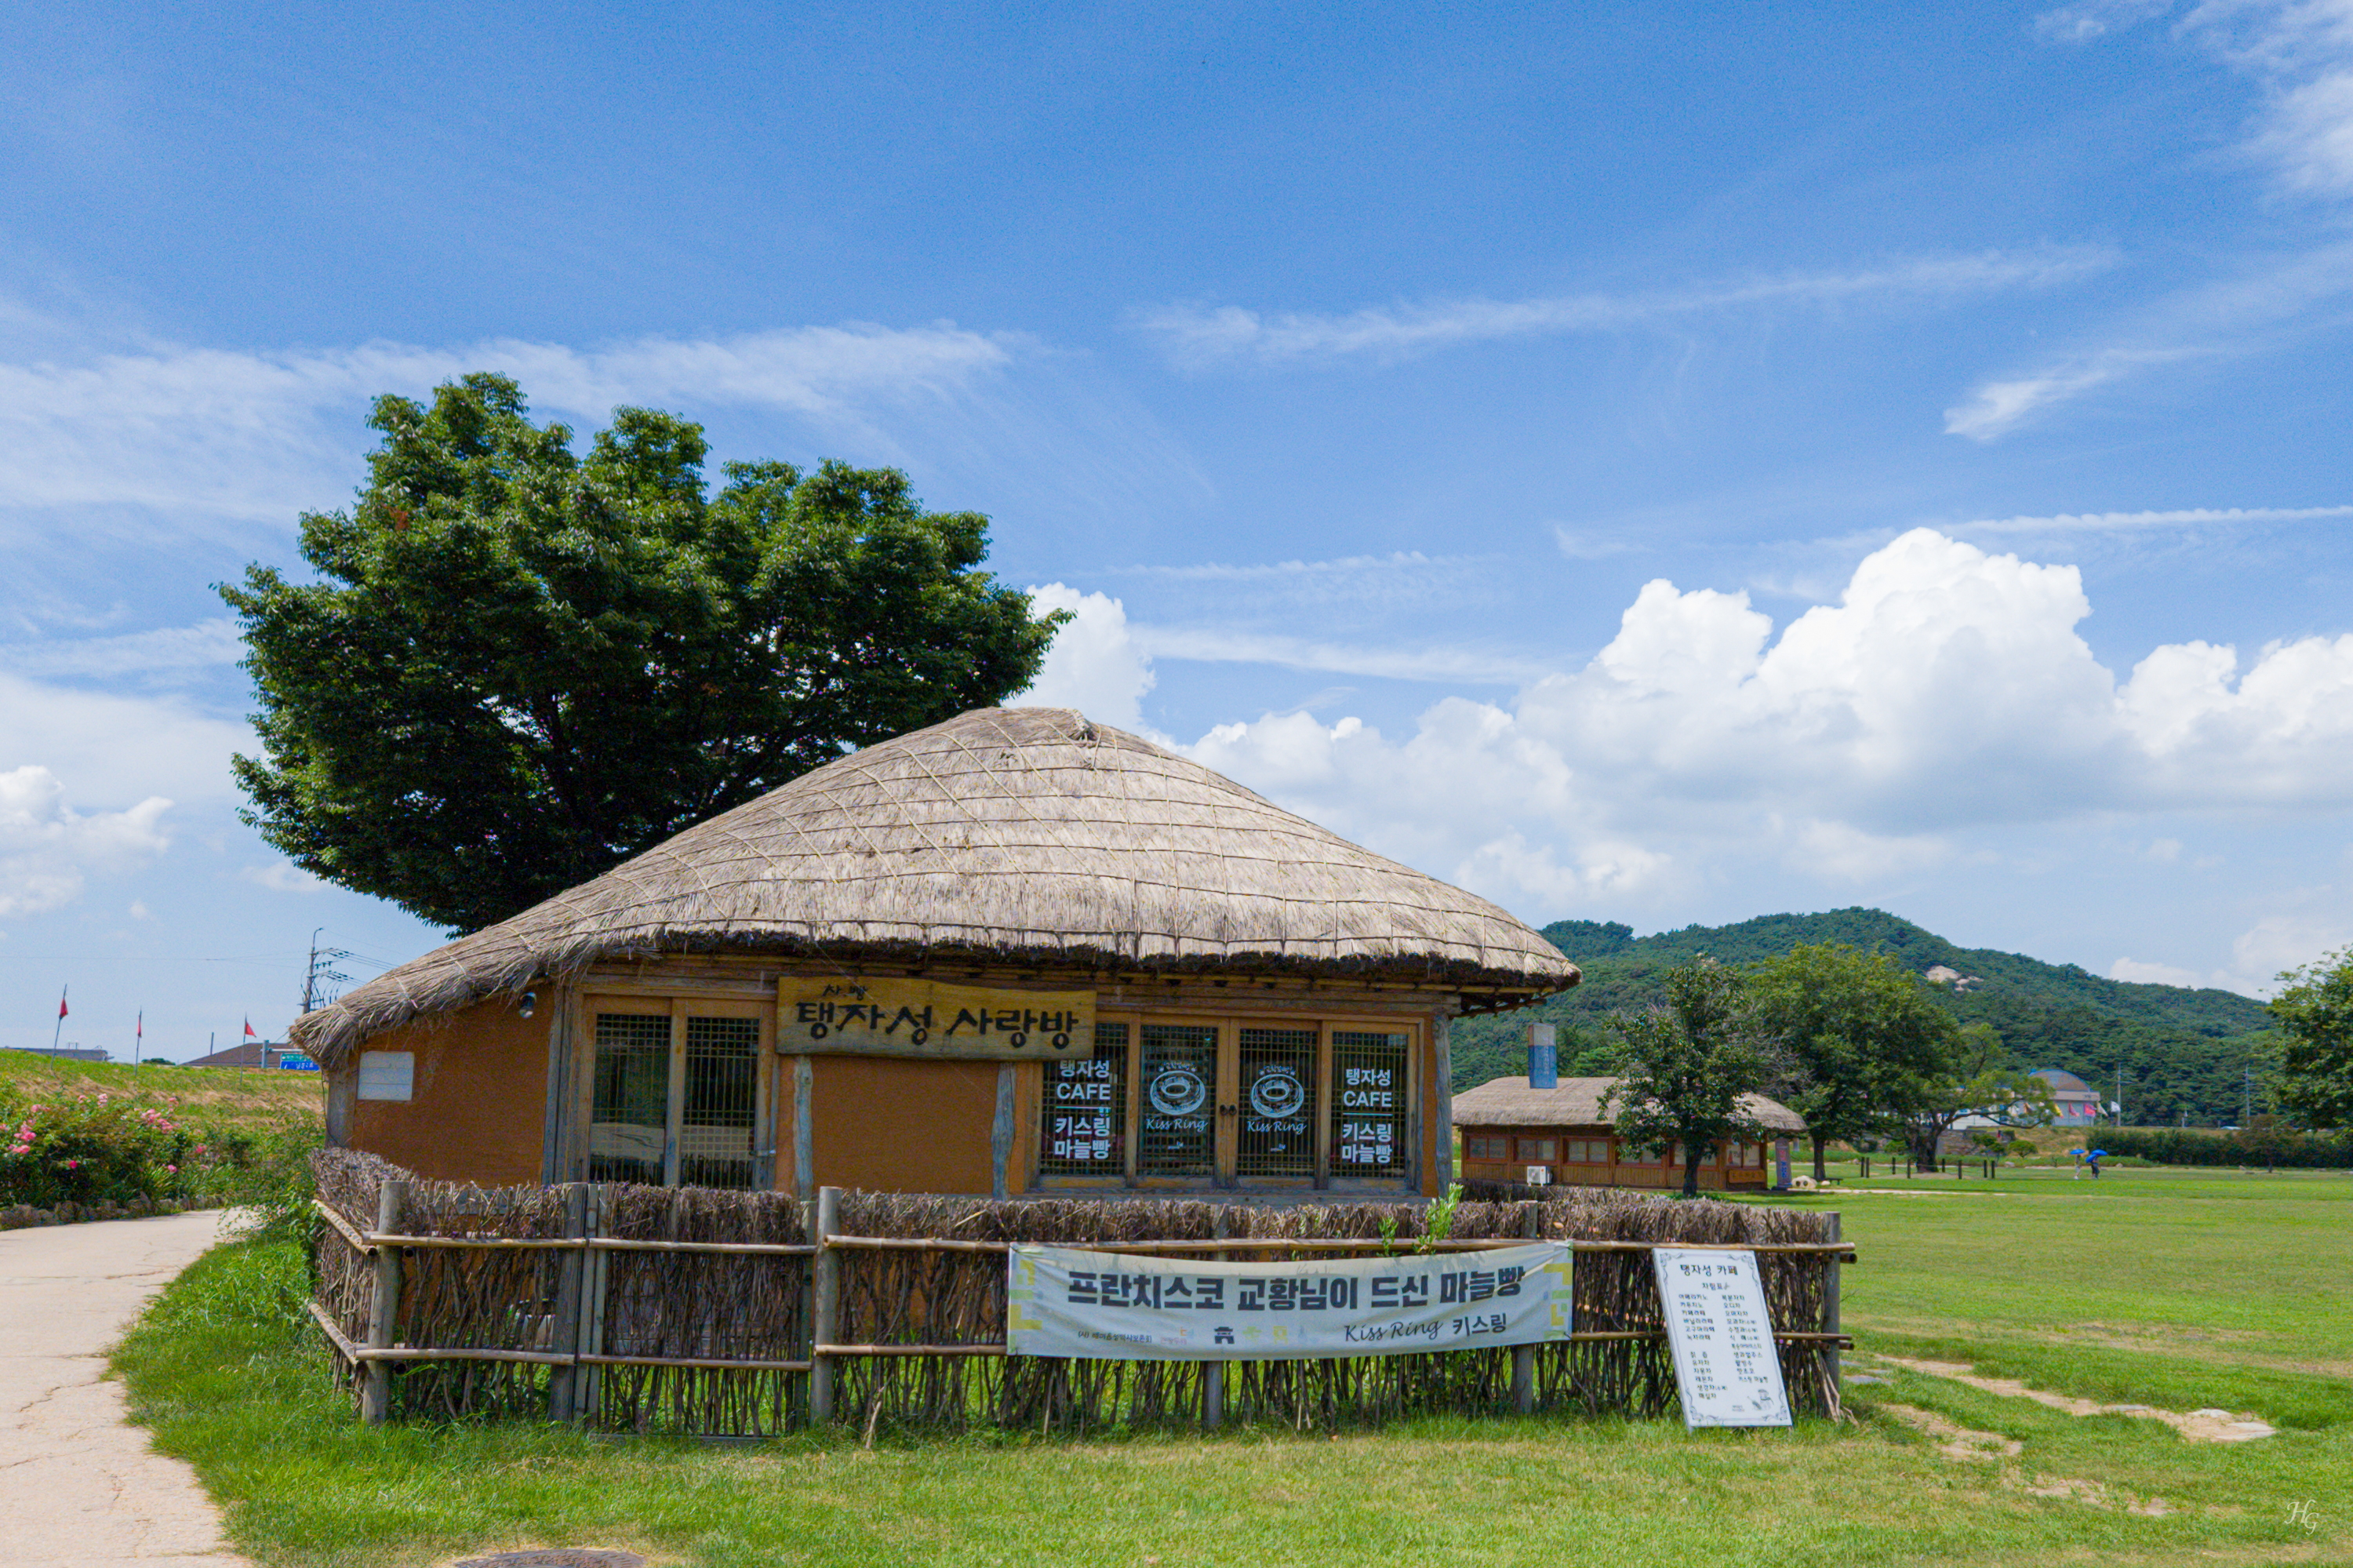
1451,908,2278,1126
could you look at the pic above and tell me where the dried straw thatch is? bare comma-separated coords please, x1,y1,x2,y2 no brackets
1453,1075,1808,1134
295,706,1577,1066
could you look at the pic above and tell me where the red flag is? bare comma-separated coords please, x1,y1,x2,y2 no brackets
244,1017,258,1039
57,991,68,1020
136,1011,144,1039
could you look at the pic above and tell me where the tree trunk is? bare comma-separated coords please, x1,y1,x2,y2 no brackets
1682,1138,1701,1198
1811,1133,1830,1183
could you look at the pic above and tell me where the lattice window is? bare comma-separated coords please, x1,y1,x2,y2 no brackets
1515,1136,1557,1163
1466,1133,1510,1161
1331,1030,1407,1178
681,1017,760,1190
591,1013,669,1184
1138,1024,1217,1176
1041,1022,1128,1175
1235,1027,1316,1177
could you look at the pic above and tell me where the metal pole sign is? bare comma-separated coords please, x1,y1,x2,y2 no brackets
1008,1242,1572,1360
1652,1246,1791,1428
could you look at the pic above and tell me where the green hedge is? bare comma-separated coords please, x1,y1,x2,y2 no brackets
2097,1125,2352,1169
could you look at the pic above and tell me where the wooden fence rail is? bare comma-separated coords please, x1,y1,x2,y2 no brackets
307,1158,1850,1437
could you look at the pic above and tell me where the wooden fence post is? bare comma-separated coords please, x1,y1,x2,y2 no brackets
1511,1205,1540,1414
547,1183,589,1421
1823,1212,1842,1410
360,1180,406,1425
1202,1207,1227,1431
580,1184,608,1424
809,1185,842,1424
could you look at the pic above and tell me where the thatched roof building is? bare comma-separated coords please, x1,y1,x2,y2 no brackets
300,706,1571,1068
1454,1074,1803,1194
308,707,1578,1200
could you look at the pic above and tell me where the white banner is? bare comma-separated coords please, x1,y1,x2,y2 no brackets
1652,1247,1792,1428
1007,1242,1573,1361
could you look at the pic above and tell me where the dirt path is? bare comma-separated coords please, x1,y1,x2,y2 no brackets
0,1210,252,1566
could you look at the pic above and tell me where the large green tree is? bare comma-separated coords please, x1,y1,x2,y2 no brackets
1744,941,1958,1181
2270,948,2353,1129
1601,959,1791,1198
222,374,1062,932
1897,1022,2057,1169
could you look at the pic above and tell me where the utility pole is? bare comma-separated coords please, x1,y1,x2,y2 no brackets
303,927,351,1015
2115,1064,2124,1129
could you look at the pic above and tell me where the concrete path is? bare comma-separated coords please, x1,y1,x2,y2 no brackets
1,1210,253,1566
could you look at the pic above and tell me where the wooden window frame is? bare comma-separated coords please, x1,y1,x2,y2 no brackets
579,993,774,1190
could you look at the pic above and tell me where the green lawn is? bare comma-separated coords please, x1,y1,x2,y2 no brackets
114,1167,2353,1568
1,1049,322,1131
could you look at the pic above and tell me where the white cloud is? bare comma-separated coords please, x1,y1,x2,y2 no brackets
0,323,1016,522
0,765,171,917
239,860,327,894
1132,626,1551,686
0,671,252,804
0,617,244,678
1009,584,1158,734
1114,527,2353,918
2108,956,2206,987
1140,249,2114,368
1958,503,2353,535
2228,909,2353,991
1944,351,2169,440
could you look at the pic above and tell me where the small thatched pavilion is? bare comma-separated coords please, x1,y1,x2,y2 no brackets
1453,1075,1804,1193
296,707,1577,1198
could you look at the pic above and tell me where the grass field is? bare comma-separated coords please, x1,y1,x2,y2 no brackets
113,1166,2353,1568
0,1049,324,1131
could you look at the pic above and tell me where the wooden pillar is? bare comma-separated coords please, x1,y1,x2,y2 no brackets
360,1180,406,1424
576,1184,607,1424
1511,1203,1540,1414
547,1183,589,1421
1823,1212,1842,1409
991,1065,1016,1200
1202,1206,1227,1430
809,1185,842,1424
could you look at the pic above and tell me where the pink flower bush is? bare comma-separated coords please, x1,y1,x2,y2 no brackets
0,1088,216,1209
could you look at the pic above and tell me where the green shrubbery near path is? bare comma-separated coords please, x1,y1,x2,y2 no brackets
2097,1123,2352,1169
0,1082,321,1221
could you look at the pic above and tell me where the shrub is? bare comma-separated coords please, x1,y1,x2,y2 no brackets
2098,1124,2353,1169
0,1090,205,1208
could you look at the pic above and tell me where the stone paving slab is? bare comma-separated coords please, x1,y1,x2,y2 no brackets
0,1209,253,1566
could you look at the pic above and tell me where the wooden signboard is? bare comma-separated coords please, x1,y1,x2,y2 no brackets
1651,1246,1791,1428
776,977,1094,1059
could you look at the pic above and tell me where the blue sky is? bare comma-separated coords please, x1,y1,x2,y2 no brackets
5,1,2353,1057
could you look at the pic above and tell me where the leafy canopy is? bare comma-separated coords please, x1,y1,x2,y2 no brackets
1601,959,1791,1198
1744,941,1958,1177
2270,948,2353,1128
1896,1022,2057,1167
221,374,1062,933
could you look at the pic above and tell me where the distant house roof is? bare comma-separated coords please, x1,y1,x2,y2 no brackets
184,1041,296,1069
2031,1068,2100,1099
1452,1075,1807,1134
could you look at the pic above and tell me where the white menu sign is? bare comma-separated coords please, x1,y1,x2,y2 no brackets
1652,1247,1791,1428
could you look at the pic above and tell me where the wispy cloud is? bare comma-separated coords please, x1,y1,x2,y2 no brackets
1104,550,1489,582
0,617,243,678
0,323,1018,521
1944,239,2353,438
1958,502,2353,533
1138,248,2115,369
1130,624,1553,685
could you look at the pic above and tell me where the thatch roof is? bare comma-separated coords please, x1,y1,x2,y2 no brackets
294,707,1577,1066
1453,1075,1807,1135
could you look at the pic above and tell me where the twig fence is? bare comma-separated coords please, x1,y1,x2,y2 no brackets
307,1150,1852,1436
